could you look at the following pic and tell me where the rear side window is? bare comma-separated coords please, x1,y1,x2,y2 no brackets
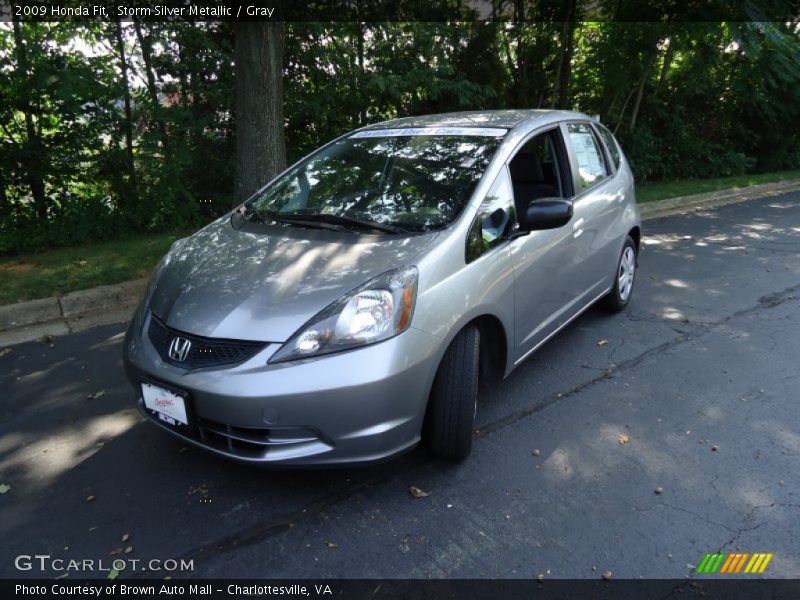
566,122,609,190
595,124,621,170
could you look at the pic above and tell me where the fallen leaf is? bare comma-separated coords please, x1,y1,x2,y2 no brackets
124,546,133,554
597,339,609,346
0,483,10,494
86,390,106,400
121,533,130,542
109,548,123,555
86,495,95,502
655,486,664,495
0,348,11,357
326,542,338,549
107,569,119,580
617,434,630,445
531,449,541,456
409,486,430,498
602,570,613,580
536,573,545,582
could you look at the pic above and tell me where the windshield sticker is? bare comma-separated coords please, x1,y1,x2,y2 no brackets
351,127,508,138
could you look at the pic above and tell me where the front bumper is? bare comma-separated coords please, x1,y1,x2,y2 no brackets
123,310,444,466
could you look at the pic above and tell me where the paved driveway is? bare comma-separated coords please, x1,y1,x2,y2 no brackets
1,194,798,579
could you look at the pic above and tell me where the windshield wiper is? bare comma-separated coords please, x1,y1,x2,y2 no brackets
272,212,407,234
267,214,348,232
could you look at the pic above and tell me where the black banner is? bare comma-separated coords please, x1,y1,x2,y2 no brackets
4,579,800,600
3,0,800,23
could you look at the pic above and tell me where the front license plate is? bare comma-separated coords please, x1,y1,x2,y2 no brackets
141,382,188,426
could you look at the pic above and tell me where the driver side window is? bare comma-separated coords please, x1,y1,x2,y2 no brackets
466,168,516,263
507,129,568,217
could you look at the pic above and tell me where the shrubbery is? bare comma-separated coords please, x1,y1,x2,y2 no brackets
2,20,798,255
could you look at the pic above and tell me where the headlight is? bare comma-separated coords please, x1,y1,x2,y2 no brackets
269,266,418,363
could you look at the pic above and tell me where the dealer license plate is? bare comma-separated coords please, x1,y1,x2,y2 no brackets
141,382,188,426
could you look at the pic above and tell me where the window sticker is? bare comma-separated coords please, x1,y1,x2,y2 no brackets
571,132,604,177
351,127,508,138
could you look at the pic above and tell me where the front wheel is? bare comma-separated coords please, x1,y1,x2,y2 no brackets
600,235,637,312
423,325,480,461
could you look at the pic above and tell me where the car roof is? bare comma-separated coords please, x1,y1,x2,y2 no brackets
363,109,590,131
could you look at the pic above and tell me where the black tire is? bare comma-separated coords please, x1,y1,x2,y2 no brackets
599,235,637,313
424,325,480,460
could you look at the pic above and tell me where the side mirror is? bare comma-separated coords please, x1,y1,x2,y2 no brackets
518,198,573,231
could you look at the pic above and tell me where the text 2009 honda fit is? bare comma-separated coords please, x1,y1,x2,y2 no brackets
123,110,640,466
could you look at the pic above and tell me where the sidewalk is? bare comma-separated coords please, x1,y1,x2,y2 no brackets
1,178,798,347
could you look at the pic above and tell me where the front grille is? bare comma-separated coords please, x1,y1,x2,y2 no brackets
148,314,267,369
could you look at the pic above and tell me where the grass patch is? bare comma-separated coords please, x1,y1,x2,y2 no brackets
637,169,800,204
0,231,191,305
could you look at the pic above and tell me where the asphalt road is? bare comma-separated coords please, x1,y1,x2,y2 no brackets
1,194,799,580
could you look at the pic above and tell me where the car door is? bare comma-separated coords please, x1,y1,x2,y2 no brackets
560,121,625,304
507,127,582,364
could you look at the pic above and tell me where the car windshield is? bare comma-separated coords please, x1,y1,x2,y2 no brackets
241,128,506,233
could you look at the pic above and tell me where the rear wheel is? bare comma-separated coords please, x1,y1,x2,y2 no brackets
600,235,637,312
424,325,480,460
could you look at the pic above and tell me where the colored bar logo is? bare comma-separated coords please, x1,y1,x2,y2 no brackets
696,552,773,574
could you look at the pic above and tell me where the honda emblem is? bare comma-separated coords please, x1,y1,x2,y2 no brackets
168,337,192,362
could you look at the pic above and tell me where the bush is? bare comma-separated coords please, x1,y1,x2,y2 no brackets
626,126,756,184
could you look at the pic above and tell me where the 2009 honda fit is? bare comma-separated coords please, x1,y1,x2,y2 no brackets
123,109,641,466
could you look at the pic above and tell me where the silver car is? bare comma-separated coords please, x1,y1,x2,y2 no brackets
123,109,640,466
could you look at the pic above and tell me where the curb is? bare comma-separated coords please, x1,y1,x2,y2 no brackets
0,278,148,346
1,179,798,347
639,178,800,220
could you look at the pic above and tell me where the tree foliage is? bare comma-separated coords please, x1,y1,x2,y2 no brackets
1,11,799,254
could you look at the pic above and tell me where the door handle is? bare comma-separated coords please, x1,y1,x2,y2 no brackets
572,217,585,238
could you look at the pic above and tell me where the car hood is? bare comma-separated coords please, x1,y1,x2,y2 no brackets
149,218,440,342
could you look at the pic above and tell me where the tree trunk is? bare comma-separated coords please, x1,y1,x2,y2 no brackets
0,169,8,219
516,25,527,106
233,22,286,206
629,74,647,132
134,23,169,149
11,17,47,222
113,21,137,192
657,36,676,93
554,0,577,109
501,27,516,84
355,19,365,126
186,24,204,153
614,86,636,134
